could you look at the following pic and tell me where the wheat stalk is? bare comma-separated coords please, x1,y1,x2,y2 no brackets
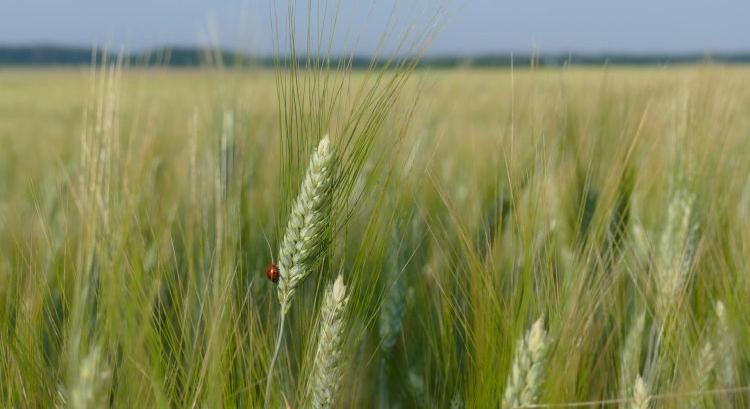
309,274,350,409
502,317,551,409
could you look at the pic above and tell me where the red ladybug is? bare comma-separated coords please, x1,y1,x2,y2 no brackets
265,263,280,283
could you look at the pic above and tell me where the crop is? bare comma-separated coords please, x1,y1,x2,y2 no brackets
1,2,750,408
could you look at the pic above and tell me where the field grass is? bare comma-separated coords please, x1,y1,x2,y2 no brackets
1,65,750,408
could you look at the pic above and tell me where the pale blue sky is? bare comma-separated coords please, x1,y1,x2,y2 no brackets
1,1,748,55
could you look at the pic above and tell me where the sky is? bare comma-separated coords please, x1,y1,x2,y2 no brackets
1,0,749,55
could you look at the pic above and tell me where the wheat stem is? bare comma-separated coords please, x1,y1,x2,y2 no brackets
263,313,286,409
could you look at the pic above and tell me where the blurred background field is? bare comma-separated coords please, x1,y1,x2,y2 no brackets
2,66,750,204
4,65,750,181
2,63,750,407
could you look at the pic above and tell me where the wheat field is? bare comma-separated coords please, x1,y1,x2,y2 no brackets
1,64,750,408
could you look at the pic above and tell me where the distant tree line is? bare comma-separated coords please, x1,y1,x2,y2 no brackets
1,45,749,68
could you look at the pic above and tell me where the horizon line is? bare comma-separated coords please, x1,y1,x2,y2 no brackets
2,43,750,58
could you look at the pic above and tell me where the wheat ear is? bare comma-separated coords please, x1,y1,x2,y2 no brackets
689,301,733,408
378,232,407,407
689,340,716,409
620,311,646,406
502,317,551,409
655,187,698,321
714,301,734,387
309,274,350,409
68,347,110,409
631,375,650,409
277,136,335,313
450,392,463,409
379,234,406,352
265,136,336,409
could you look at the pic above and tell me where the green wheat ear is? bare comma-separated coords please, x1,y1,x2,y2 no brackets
655,186,698,322
309,274,350,409
502,317,551,409
620,311,646,406
631,375,651,409
265,135,337,408
714,301,735,390
379,231,407,352
277,135,336,314
67,346,111,409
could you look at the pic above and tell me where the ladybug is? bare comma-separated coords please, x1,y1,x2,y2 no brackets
265,263,280,283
